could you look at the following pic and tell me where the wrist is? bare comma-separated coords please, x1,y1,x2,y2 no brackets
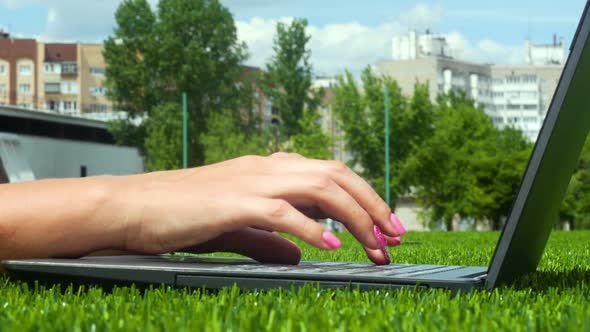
88,175,135,252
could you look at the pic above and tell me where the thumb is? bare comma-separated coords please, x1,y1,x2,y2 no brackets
183,227,302,265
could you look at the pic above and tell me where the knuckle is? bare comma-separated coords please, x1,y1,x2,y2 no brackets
271,152,290,159
372,193,391,216
300,217,315,237
326,160,348,173
289,152,303,159
268,199,292,220
310,174,333,192
235,155,263,168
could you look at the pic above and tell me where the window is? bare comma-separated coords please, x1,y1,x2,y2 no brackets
45,100,59,111
44,63,61,74
45,82,61,93
506,76,520,84
507,104,520,110
18,64,32,76
523,104,537,110
18,84,31,94
522,75,537,83
0,64,6,76
61,63,78,75
61,81,78,94
89,104,108,113
63,100,78,112
89,86,107,96
90,67,105,76
0,84,6,94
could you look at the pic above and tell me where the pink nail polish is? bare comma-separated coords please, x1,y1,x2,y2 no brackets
390,213,407,236
373,225,391,264
373,225,387,247
322,232,342,250
381,247,391,264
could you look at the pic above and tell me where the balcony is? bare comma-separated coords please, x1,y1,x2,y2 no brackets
45,83,61,94
61,63,78,76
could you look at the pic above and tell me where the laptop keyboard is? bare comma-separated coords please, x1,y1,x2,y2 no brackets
189,260,465,278
83,256,469,279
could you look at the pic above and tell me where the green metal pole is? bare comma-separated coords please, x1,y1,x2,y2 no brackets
182,92,188,169
384,85,391,207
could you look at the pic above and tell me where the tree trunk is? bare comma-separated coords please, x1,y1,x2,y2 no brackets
445,218,453,231
492,217,502,231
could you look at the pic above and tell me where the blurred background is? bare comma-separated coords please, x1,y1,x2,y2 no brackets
0,0,588,231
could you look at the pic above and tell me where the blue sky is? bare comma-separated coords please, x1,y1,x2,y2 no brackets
0,0,587,75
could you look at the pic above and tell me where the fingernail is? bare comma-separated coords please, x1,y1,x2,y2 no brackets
390,213,407,236
381,247,391,264
322,232,342,250
373,225,387,247
373,225,391,264
391,236,401,246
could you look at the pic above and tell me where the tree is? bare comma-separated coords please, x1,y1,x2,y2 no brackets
103,0,157,154
103,0,248,169
561,135,590,230
470,127,532,229
144,102,182,171
289,108,332,159
200,109,270,165
403,91,497,230
261,18,319,139
332,68,435,204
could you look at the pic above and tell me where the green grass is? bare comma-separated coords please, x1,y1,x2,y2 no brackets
1,231,589,331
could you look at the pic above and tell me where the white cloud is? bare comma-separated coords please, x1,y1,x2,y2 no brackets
236,3,524,76
444,31,523,65
0,0,41,9
1,1,526,75
397,3,443,30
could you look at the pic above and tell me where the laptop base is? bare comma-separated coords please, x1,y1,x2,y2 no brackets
3,255,487,292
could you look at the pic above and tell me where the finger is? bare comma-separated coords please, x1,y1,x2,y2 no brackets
297,206,329,220
384,235,402,247
184,228,302,265
266,157,400,238
253,175,381,250
363,246,390,265
316,160,400,237
243,198,342,251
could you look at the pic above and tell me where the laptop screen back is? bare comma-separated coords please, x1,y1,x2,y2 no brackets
486,0,590,288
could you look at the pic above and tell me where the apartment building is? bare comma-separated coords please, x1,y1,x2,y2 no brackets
0,32,111,115
376,30,565,142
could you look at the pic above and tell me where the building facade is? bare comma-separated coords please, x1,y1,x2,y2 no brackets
0,33,112,116
376,30,565,141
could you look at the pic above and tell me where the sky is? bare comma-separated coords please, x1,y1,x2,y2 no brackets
0,0,587,76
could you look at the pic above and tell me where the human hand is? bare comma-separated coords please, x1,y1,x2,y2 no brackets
114,153,406,265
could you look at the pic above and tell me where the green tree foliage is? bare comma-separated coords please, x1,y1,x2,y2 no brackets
470,127,532,229
200,110,270,165
561,135,590,229
404,92,495,230
144,102,182,171
404,92,531,230
289,108,332,160
332,67,435,203
261,18,319,139
103,0,248,169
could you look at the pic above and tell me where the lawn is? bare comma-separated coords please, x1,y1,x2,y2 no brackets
1,231,589,331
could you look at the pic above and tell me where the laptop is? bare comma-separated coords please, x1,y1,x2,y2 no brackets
4,2,590,292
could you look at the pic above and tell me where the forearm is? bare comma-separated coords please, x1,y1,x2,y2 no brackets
0,176,128,260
